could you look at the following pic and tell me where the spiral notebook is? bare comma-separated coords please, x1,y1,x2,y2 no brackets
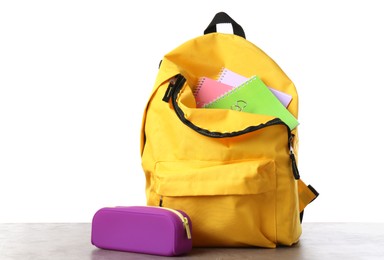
218,68,293,108
205,76,299,130
193,77,233,108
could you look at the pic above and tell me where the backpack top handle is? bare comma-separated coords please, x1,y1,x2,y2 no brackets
204,12,246,39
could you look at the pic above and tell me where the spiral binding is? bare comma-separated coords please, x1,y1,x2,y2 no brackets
194,67,227,97
217,67,227,82
193,77,206,97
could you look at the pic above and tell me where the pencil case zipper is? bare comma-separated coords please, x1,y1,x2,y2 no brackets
148,205,192,239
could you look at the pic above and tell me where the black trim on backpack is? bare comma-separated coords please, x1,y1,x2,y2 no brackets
290,150,301,180
308,185,320,202
204,12,246,39
300,210,304,223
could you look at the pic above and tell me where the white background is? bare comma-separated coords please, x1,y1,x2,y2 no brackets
1,0,383,223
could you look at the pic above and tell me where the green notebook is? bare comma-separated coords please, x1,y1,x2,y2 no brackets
204,76,299,130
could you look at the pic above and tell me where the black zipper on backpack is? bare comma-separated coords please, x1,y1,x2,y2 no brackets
169,74,300,179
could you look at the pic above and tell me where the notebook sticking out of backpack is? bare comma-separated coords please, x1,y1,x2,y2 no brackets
217,67,293,107
205,75,299,130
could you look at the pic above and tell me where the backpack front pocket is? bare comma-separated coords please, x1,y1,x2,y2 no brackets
149,159,277,248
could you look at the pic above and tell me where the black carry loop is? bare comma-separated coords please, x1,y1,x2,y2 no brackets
204,12,246,39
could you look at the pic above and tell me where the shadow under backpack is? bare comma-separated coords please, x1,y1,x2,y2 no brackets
140,12,319,248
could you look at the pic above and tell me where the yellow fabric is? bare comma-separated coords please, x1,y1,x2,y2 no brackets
298,179,317,212
141,33,314,248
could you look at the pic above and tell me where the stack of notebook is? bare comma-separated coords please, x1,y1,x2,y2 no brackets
193,68,298,130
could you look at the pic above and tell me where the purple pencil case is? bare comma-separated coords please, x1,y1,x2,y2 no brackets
91,206,192,256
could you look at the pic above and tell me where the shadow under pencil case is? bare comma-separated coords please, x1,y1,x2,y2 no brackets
91,206,192,256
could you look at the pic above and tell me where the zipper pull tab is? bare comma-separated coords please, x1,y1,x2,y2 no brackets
183,217,192,239
162,78,177,103
289,134,300,180
162,74,186,103
289,139,300,180
290,149,300,180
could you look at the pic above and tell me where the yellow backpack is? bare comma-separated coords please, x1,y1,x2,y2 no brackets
140,12,318,248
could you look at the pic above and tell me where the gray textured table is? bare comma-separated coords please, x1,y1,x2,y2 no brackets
1,223,383,259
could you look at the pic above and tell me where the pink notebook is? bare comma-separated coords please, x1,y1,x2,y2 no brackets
218,68,293,108
193,77,233,108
